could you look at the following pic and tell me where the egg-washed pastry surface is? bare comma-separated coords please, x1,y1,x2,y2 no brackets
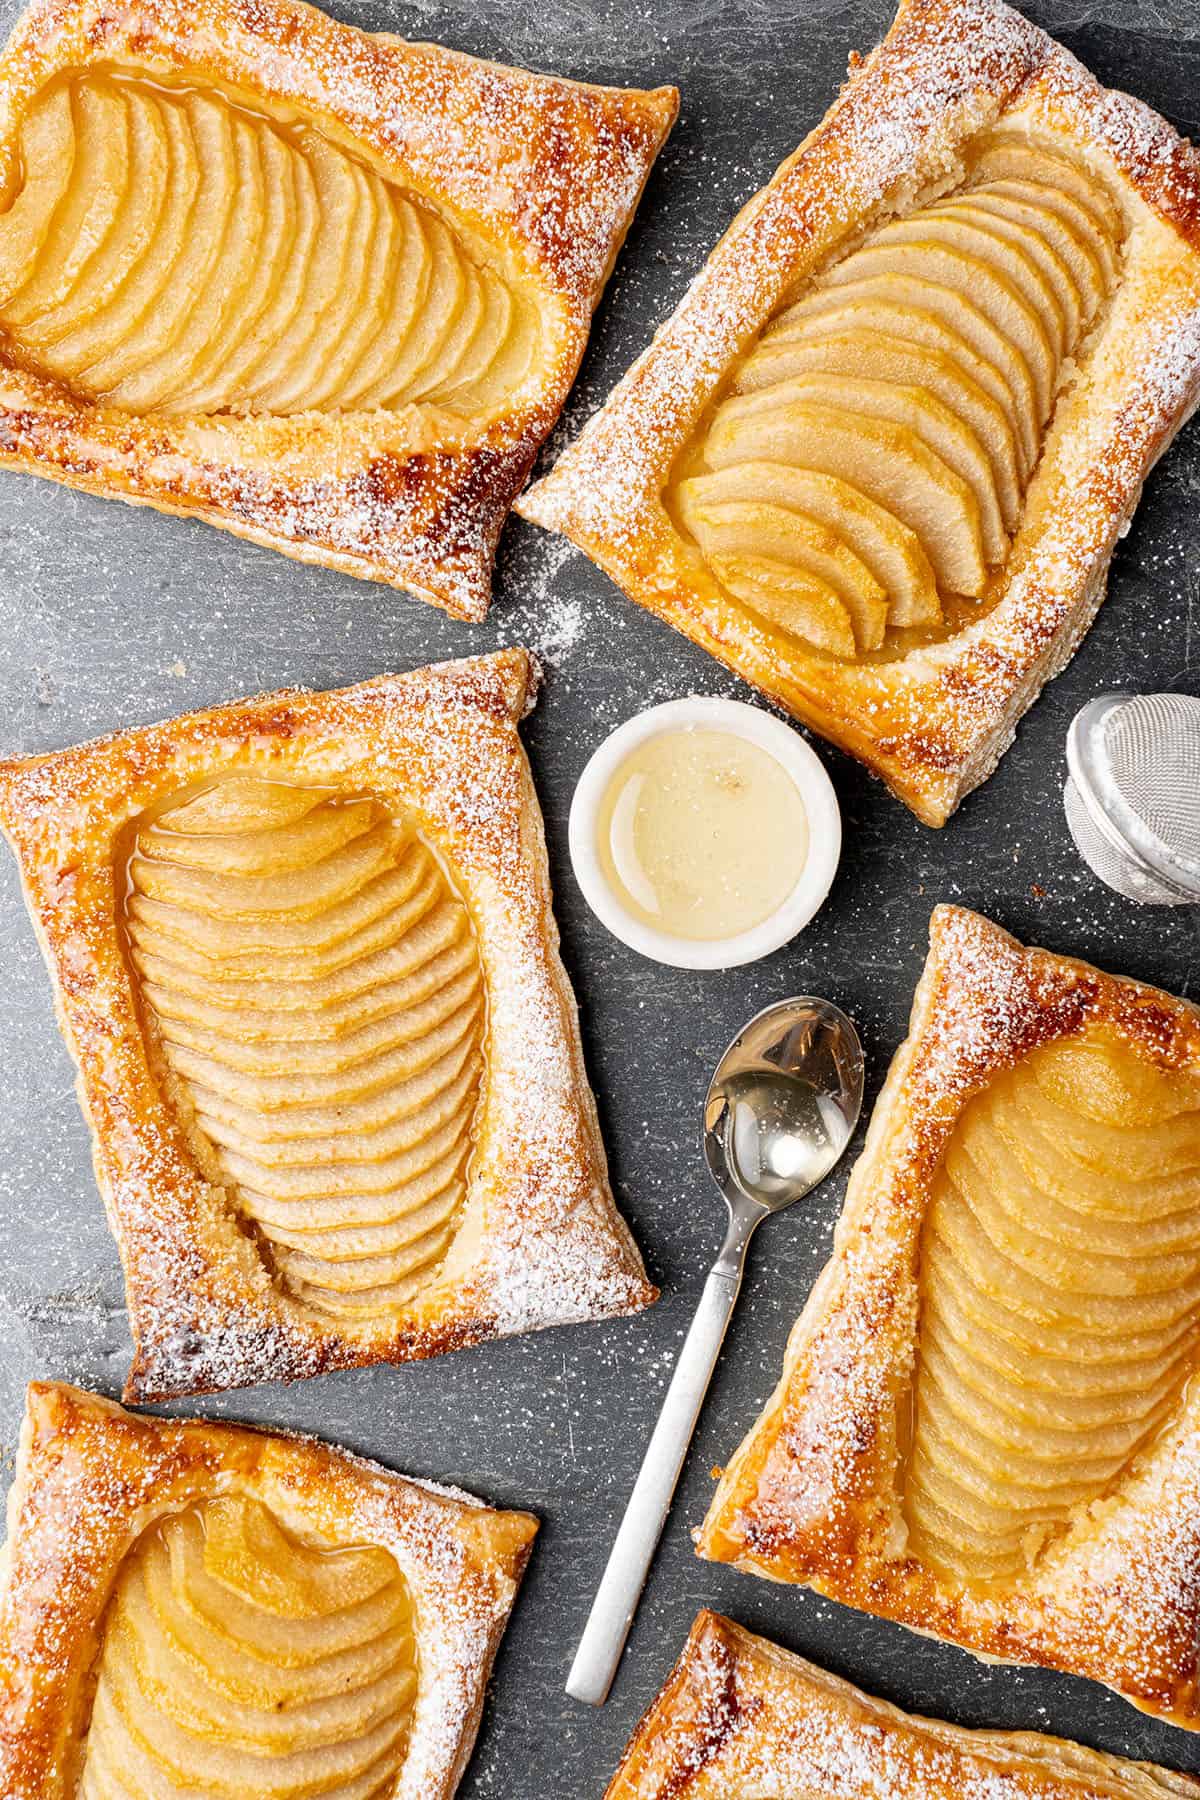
700,906,1200,1732
0,1382,538,1800
519,0,1200,823
606,1613,1200,1800
0,0,676,620
0,650,656,1401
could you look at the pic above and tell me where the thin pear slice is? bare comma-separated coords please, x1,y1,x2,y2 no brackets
137,112,267,413
99,90,238,403
851,225,1057,412
677,461,941,626
966,187,1106,328
174,122,296,413
678,490,888,645
428,266,513,406
403,211,473,401
230,138,320,406
710,552,858,658
3,82,129,328
250,129,360,413
287,153,380,412
718,373,1007,565
738,330,1022,531
971,137,1124,248
786,274,1038,471
0,86,77,309
369,207,466,407
62,93,200,385
302,160,392,410
705,397,986,595
453,286,542,416
418,252,490,404
336,193,431,408
976,175,1120,292
23,87,169,351
932,195,1083,347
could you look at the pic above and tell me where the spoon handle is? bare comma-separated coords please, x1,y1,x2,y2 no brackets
565,1211,759,1707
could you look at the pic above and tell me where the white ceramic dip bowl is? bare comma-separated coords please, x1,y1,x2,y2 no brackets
568,696,841,970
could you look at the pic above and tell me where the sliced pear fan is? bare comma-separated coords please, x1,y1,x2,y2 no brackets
904,1030,1200,1586
824,233,1059,418
711,554,858,659
677,484,888,651
77,1495,418,1800
676,132,1123,658
705,399,988,597
680,462,940,627
124,776,486,1323
0,72,540,419
737,331,1023,529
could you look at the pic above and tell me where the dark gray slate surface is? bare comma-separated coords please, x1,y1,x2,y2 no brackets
1,0,1200,1790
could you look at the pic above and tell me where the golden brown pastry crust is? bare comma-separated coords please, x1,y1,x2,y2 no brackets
0,1381,538,1800
0,0,677,620
700,906,1200,1731
518,0,1200,823
0,648,656,1401
606,1612,1200,1799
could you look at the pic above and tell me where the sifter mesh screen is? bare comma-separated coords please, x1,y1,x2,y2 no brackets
1064,693,1200,905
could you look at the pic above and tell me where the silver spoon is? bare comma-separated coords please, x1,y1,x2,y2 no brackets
565,995,865,1706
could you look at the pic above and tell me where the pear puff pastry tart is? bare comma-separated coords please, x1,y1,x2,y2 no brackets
0,0,676,619
0,649,655,1401
701,905,1200,1730
606,1612,1200,1800
520,0,1200,823
0,1381,538,1800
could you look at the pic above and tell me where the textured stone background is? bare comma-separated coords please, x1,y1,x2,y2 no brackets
1,0,1200,1789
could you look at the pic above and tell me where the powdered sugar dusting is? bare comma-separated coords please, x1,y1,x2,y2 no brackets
518,0,1200,821
0,650,654,1402
496,530,591,661
613,1614,1200,1799
0,1383,538,1800
702,907,1200,1727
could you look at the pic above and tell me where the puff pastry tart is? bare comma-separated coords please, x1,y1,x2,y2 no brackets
0,0,676,620
606,1611,1200,1800
0,649,655,1400
701,905,1200,1729
520,0,1200,823
0,1380,538,1799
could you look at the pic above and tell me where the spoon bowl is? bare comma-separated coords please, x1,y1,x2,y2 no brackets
705,997,864,1211
565,993,864,1708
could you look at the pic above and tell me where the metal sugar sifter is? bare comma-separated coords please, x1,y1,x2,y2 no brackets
1063,692,1200,905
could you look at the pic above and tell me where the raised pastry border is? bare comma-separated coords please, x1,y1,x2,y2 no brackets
0,648,656,1400
519,0,1200,822
0,1381,539,1800
0,0,677,619
605,1611,1200,1798
700,905,1200,1730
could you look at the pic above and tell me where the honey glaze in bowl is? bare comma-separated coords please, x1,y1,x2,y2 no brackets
569,697,840,970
